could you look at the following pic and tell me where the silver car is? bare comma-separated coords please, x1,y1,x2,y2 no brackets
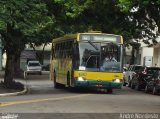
123,65,143,86
26,60,42,75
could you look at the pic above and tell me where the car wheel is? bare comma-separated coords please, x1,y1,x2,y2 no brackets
131,82,135,89
123,77,127,86
135,83,141,91
123,82,127,86
144,85,149,93
24,72,27,79
128,80,131,87
39,72,42,75
152,87,157,95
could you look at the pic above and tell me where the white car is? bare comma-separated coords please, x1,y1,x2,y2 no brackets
123,65,143,86
26,60,42,75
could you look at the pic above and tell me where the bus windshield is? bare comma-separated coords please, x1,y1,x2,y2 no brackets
79,42,122,72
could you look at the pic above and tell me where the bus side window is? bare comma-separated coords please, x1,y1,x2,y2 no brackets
72,42,79,69
63,42,67,58
61,42,65,58
70,41,74,57
68,41,73,58
59,43,64,58
65,42,69,58
52,46,55,59
55,44,59,58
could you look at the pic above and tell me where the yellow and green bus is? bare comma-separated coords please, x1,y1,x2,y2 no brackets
50,32,124,92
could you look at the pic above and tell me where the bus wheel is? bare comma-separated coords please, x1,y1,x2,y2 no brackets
107,89,113,94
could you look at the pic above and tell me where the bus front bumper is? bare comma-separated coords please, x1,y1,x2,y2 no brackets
74,80,122,89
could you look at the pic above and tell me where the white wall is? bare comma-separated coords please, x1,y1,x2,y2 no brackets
153,47,160,67
140,47,153,65
25,43,52,51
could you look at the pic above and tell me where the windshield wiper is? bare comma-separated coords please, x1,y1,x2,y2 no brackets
88,41,99,51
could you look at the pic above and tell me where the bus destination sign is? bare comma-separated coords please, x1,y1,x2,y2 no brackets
79,34,121,43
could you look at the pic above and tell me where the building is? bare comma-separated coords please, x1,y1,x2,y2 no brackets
140,47,153,67
20,43,52,71
124,42,154,67
152,37,160,67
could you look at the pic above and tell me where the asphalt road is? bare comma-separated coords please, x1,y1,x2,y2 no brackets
0,73,160,119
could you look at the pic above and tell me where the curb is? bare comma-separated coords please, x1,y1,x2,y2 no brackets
0,86,28,97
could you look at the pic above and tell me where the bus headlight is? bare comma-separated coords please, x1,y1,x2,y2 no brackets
113,79,121,83
77,77,85,81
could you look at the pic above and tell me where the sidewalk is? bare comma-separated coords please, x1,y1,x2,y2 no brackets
0,71,28,97
0,71,49,96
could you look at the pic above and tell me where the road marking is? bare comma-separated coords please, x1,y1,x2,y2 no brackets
0,94,92,107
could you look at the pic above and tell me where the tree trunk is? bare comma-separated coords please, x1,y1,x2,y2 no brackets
14,56,20,71
14,56,22,78
4,51,15,87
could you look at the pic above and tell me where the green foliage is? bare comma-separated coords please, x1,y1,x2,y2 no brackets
43,0,92,37
118,0,133,12
0,0,53,46
0,0,54,83
73,0,132,44
118,0,160,45
46,0,135,44
54,0,91,18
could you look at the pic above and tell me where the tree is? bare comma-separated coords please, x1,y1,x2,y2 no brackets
118,0,160,45
116,0,160,64
28,24,55,65
0,0,53,87
44,0,92,34
66,0,135,45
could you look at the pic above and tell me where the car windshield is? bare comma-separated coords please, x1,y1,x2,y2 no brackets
147,68,160,75
79,42,122,72
134,66,142,71
28,63,40,66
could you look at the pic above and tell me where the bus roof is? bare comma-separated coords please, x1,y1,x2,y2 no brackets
52,32,123,43
52,34,77,43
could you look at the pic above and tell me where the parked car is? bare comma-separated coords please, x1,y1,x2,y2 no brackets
123,67,127,86
145,70,160,95
123,65,143,86
131,66,160,91
26,60,42,75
